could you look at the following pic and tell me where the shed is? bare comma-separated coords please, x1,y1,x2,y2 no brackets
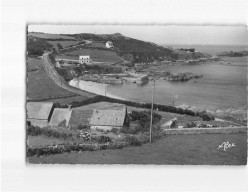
49,108,72,127
89,107,129,131
27,102,54,127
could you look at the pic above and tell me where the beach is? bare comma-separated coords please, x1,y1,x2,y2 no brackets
69,79,125,100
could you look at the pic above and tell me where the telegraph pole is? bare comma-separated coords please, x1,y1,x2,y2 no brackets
149,79,155,143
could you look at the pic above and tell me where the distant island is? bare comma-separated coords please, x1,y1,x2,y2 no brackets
218,50,248,57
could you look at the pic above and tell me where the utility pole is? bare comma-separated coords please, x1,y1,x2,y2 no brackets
149,79,155,143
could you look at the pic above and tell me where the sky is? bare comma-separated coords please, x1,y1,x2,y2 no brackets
28,25,248,45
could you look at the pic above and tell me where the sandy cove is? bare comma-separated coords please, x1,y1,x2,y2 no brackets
69,79,125,100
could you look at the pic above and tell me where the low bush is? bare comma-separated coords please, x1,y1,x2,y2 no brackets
27,125,73,139
129,110,162,128
77,124,89,130
200,113,215,121
121,123,144,134
77,124,84,130
111,128,119,134
123,135,142,146
186,122,197,128
58,119,67,127
91,135,112,144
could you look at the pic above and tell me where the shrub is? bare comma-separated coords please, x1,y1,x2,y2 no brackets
77,124,84,130
57,43,63,49
186,122,197,128
200,113,215,121
96,135,112,144
129,110,161,128
58,119,67,127
124,135,142,146
111,128,119,134
27,125,73,139
77,124,89,130
122,123,144,134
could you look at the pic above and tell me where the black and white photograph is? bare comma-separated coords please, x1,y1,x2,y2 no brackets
1,0,248,192
26,24,247,165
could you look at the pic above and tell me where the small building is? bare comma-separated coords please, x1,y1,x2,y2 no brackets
27,102,54,127
106,41,114,49
56,61,61,68
49,107,72,127
161,117,177,129
89,107,129,131
79,55,92,65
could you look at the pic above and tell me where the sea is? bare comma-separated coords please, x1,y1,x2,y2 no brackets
106,45,247,111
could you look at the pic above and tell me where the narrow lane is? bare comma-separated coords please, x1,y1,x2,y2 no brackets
42,52,95,98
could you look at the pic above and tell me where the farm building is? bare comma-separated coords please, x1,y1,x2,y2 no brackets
89,107,129,131
27,102,54,127
79,55,92,65
106,41,114,49
161,117,177,129
49,108,72,127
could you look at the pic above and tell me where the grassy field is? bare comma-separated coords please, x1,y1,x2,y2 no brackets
27,133,247,165
60,48,123,63
27,57,94,101
28,32,75,40
47,40,83,49
27,135,66,147
87,42,106,48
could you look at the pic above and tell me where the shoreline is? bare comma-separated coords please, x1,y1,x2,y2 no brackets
69,78,246,124
69,79,126,100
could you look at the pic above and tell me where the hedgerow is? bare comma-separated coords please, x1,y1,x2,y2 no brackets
51,95,214,121
27,125,73,139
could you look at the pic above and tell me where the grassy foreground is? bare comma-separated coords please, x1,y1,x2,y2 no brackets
28,133,247,165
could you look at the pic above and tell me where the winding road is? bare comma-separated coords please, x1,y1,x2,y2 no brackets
42,52,95,98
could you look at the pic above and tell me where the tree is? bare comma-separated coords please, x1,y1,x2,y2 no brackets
57,43,63,50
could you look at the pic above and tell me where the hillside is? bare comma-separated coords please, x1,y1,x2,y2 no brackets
27,36,53,56
27,32,211,63
71,33,178,63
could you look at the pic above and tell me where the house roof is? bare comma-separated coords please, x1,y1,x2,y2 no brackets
69,109,93,127
49,108,72,126
89,107,126,127
27,102,53,120
79,55,90,59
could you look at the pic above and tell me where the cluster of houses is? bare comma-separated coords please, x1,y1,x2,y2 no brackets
26,102,129,131
27,101,184,134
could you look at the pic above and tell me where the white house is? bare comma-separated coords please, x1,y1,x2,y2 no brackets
79,55,92,65
106,41,114,49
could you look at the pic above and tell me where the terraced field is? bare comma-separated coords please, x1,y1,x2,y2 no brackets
47,40,83,49
28,32,75,40
60,48,123,63
27,57,94,102
27,135,66,147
